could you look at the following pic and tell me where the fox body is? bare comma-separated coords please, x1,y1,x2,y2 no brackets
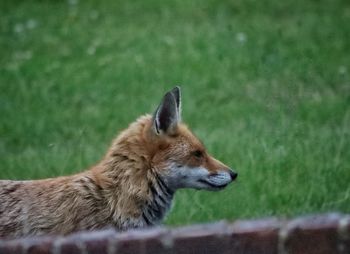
0,87,237,238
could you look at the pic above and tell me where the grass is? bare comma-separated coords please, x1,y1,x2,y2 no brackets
0,0,349,226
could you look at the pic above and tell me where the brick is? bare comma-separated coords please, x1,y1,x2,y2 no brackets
110,231,143,254
113,227,172,254
108,227,170,254
1,213,350,254
0,239,24,254
53,236,82,254
338,216,350,254
76,229,116,254
25,236,54,254
138,227,172,254
52,229,116,254
283,213,342,254
171,221,229,254
227,217,281,254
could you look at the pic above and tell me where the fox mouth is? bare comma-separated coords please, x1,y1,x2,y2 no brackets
198,179,229,189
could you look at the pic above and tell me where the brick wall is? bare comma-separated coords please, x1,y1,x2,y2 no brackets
0,213,349,254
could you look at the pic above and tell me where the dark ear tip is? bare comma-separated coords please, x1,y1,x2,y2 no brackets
170,86,181,93
164,90,176,101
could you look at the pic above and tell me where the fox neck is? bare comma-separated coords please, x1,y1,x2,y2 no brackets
141,170,174,226
93,115,174,229
96,160,174,229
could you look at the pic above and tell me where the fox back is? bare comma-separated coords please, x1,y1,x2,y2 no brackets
0,87,237,238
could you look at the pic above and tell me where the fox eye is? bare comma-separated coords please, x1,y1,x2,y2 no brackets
192,150,203,158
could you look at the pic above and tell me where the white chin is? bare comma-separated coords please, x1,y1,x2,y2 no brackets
191,180,229,191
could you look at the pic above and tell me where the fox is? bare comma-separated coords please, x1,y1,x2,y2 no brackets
0,86,237,238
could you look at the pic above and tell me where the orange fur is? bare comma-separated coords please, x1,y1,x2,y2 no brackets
0,87,237,238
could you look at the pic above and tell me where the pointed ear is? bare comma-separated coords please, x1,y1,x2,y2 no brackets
170,86,182,121
153,89,180,135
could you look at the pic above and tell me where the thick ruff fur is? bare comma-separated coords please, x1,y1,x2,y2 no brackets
0,87,237,238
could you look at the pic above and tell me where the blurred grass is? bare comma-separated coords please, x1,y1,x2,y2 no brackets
0,0,349,225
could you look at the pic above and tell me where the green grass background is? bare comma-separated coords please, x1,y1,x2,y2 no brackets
1,0,349,225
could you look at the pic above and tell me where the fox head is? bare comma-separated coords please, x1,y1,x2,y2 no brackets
147,87,237,191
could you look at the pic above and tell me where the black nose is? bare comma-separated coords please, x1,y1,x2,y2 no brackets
229,170,238,181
